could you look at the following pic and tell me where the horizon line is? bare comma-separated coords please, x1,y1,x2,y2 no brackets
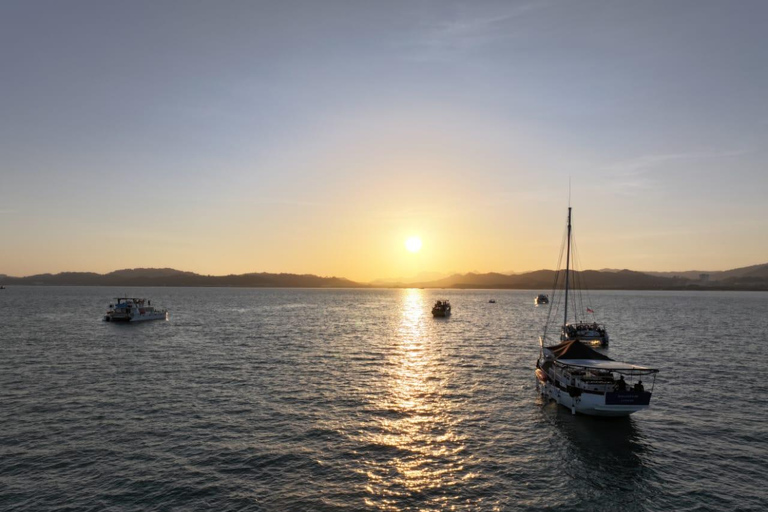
2,262,767,283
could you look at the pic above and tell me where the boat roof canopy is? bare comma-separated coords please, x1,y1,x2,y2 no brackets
545,340,612,361
545,340,658,373
554,359,659,373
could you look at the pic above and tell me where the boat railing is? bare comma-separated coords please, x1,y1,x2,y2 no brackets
553,364,657,394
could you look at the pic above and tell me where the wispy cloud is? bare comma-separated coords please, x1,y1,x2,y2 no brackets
601,149,750,175
599,149,751,194
404,1,553,60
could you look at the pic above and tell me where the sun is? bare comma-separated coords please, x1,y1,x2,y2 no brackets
405,236,422,253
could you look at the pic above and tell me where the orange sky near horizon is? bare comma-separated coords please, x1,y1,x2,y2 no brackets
2,3,767,281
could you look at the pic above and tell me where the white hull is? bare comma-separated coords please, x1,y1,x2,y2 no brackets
128,312,167,322
536,377,649,417
105,312,168,322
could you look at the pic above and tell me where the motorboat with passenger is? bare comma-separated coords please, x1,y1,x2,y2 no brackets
562,321,609,346
432,300,451,317
535,339,658,416
104,297,168,322
535,294,549,305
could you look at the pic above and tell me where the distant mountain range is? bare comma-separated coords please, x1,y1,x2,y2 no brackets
1,264,767,290
0,268,360,288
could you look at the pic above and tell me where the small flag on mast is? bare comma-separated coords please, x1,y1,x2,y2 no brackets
587,308,594,313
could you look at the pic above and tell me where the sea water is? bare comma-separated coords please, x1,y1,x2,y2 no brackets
1,287,767,511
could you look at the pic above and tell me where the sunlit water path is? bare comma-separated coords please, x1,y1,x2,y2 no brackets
1,287,767,510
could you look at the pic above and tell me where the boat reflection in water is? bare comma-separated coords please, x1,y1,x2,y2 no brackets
358,289,471,510
540,402,656,507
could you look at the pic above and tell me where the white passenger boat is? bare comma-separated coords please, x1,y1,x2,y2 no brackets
104,297,168,322
535,207,658,416
535,339,658,416
432,300,451,317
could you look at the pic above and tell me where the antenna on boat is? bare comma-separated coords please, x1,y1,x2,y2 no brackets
563,206,572,329
563,177,572,330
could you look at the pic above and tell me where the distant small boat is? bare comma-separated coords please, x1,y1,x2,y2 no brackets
0,285,5,290
104,297,168,322
489,299,496,303
432,300,451,317
535,294,549,305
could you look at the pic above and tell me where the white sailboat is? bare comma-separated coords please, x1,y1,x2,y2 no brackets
554,207,609,347
535,207,659,416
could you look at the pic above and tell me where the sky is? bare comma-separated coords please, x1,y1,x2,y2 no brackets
1,0,767,282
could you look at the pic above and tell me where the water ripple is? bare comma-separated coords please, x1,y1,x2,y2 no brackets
1,288,767,510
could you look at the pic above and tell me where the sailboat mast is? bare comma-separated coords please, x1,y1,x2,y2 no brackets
563,207,572,327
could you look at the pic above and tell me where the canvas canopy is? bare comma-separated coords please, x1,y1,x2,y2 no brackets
545,340,612,361
554,359,658,373
545,340,658,373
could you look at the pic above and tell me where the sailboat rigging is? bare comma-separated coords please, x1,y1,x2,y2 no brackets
546,207,609,347
535,206,659,417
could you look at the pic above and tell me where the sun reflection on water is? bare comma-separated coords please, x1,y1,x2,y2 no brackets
359,289,473,510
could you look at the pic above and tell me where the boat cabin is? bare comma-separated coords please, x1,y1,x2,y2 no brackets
104,297,166,322
537,339,658,413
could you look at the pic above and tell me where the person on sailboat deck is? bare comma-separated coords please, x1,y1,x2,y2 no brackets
634,380,644,392
616,375,627,391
